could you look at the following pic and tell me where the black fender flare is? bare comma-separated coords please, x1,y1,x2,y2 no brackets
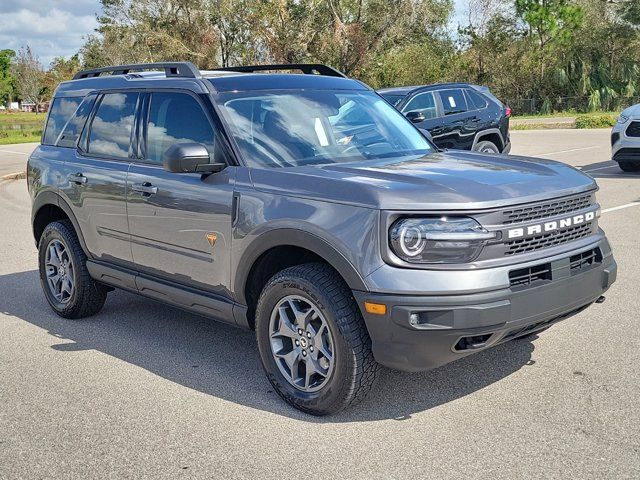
32,191,91,257
233,228,369,305
472,128,505,151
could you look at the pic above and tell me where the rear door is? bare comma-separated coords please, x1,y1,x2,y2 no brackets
59,91,138,267
435,88,475,150
126,90,236,299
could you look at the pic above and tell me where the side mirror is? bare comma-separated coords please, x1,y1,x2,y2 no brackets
162,143,225,174
406,111,426,123
419,127,433,142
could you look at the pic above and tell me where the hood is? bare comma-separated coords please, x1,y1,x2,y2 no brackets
622,102,640,118
249,150,597,210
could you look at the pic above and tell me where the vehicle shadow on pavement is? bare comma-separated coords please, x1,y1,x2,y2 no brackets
579,161,640,178
0,270,536,423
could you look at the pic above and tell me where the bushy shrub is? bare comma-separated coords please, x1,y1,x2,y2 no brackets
575,114,617,129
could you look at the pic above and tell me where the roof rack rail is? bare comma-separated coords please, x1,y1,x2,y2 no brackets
215,63,347,78
72,62,202,80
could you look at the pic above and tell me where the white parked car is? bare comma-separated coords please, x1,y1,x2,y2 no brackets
612,104,640,172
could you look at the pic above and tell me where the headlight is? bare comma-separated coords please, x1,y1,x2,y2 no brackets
617,114,629,124
389,217,496,264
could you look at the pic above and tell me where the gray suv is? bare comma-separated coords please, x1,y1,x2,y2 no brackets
29,62,617,415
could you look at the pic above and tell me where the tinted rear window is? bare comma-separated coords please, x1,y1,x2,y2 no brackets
438,89,467,115
42,97,82,145
466,90,488,109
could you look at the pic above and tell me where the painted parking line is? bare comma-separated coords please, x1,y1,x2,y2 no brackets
0,149,31,155
602,202,640,214
583,164,618,173
536,146,599,156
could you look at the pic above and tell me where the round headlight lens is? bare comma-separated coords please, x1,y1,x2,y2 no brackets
389,217,495,264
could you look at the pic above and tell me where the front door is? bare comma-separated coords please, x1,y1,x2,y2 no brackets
126,91,236,299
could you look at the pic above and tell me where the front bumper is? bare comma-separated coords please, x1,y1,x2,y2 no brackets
354,240,617,372
611,121,640,163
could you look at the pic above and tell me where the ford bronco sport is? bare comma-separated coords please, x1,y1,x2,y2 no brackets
28,62,617,415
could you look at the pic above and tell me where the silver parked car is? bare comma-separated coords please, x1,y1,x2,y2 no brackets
611,104,640,172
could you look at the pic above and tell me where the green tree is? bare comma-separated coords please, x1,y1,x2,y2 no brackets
11,46,47,114
0,49,17,107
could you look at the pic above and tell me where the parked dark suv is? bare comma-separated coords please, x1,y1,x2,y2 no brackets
29,62,616,415
378,83,511,154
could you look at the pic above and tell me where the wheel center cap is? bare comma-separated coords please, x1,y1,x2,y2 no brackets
59,266,65,276
300,337,308,348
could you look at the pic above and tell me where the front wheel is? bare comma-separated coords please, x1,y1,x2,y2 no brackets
38,220,108,319
255,263,380,415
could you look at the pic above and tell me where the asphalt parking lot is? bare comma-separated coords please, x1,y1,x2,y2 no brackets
1,129,639,479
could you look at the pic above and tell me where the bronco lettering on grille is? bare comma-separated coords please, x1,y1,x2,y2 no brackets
507,211,596,239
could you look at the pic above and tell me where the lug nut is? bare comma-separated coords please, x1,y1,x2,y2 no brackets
295,340,299,346
310,346,314,352
298,329,303,335
302,350,307,357
306,332,312,338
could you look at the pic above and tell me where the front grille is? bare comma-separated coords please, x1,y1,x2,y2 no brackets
626,121,640,137
502,194,592,225
505,223,593,255
570,248,602,274
509,263,552,288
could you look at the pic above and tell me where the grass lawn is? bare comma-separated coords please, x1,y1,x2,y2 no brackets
0,111,44,145
512,111,619,120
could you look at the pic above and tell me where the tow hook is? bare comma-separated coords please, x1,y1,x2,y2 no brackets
595,296,606,304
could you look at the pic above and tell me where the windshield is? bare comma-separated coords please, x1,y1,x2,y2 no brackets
379,93,406,107
217,90,433,168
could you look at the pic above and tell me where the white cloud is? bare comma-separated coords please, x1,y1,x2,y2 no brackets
0,1,100,67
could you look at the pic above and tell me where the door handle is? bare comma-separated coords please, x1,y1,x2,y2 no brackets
67,173,87,184
131,182,158,196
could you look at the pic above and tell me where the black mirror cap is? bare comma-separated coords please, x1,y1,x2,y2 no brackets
406,111,426,123
162,143,225,174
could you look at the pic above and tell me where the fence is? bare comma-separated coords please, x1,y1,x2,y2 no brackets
504,96,640,116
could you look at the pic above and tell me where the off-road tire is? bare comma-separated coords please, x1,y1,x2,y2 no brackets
255,263,380,415
38,220,108,319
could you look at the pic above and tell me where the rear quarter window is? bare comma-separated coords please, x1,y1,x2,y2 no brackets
56,95,97,148
42,97,82,145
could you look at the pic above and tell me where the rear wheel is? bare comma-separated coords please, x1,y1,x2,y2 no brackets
38,220,108,319
619,162,640,172
473,140,500,154
255,263,380,415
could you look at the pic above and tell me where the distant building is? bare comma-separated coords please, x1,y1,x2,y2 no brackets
19,102,49,113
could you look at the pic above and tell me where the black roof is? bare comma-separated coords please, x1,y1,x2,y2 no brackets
377,82,480,96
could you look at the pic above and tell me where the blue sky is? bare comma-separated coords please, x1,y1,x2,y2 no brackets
3,0,469,68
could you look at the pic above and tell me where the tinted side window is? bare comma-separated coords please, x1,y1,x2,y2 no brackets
56,95,97,148
466,90,488,110
402,92,438,119
438,89,467,115
42,97,82,145
146,92,215,164
88,92,138,158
